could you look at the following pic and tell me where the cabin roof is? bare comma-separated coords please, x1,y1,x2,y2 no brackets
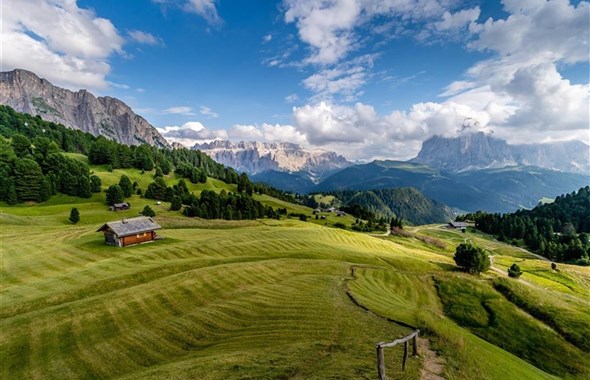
449,221,468,228
112,202,130,208
97,216,161,237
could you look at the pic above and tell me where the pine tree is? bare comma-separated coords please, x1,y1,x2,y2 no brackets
90,175,102,193
170,195,182,211
141,205,156,217
14,158,43,202
106,184,124,205
454,243,490,274
77,175,92,198
69,207,80,224
118,175,133,198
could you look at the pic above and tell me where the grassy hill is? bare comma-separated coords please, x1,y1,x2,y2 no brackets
2,163,590,379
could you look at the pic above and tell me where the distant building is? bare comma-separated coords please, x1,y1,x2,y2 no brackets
97,216,162,247
448,221,469,229
109,202,130,211
327,207,337,213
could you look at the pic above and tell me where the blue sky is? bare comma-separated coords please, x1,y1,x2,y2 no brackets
3,0,589,160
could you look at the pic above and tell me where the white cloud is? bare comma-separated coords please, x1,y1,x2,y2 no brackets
437,0,590,142
157,121,228,147
284,0,362,65
469,0,589,64
128,30,162,45
200,106,219,118
183,0,221,25
2,0,124,90
230,124,308,145
162,106,195,115
281,0,480,100
263,34,273,43
285,94,299,103
107,81,130,90
434,8,480,32
289,100,491,160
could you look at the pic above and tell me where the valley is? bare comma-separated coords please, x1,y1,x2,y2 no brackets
2,161,589,379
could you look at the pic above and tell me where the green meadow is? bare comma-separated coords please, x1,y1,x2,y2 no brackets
1,164,589,379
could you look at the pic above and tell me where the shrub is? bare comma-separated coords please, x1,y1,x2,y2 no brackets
507,263,523,278
69,207,80,224
299,214,307,222
141,205,156,217
333,222,346,229
453,242,490,274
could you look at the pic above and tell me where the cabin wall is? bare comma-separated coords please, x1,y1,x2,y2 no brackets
103,232,120,246
121,231,155,246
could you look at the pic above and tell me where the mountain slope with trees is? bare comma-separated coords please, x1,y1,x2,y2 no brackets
460,186,590,264
318,188,454,225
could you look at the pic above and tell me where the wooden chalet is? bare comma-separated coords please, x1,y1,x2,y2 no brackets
97,216,162,247
448,221,469,229
109,202,130,211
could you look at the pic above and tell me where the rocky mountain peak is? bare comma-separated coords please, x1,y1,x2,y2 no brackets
0,69,170,148
193,140,351,182
412,132,589,174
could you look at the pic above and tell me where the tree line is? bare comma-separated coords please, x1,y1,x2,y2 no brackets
458,187,590,265
0,105,295,208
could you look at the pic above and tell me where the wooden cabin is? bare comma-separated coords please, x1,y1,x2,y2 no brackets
448,221,469,229
97,216,162,247
109,202,130,211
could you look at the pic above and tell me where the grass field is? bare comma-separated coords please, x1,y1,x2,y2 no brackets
1,164,589,379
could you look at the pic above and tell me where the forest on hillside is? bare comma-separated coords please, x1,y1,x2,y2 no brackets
459,187,590,264
305,188,453,225
0,105,293,218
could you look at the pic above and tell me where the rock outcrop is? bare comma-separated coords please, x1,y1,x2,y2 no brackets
413,132,589,174
0,69,169,148
193,140,351,182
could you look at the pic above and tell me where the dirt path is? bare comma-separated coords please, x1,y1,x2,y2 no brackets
418,337,445,380
345,266,447,379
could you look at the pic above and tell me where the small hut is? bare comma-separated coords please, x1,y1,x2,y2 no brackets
97,216,162,247
109,202,130,211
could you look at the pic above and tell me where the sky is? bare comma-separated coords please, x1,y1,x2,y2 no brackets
2,0,589,161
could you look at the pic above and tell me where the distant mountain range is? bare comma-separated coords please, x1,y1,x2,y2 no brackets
316,160,589,213
193,140,351,189
413,132,589,174
0,69,169,148
240,133,588,213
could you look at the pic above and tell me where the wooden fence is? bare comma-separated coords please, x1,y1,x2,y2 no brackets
376,329,420,380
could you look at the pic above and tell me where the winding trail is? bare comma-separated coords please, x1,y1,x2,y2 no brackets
345,265,446,379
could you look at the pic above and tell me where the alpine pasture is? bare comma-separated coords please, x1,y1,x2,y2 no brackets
1,163,589,379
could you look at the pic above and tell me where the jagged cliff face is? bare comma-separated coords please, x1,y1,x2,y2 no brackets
0,69,170,148
413,132,589,174
193,140,351,182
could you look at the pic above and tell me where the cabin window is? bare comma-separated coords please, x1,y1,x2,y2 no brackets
137,232,147,237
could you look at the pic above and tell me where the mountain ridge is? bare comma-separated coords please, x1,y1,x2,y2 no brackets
412,132,589,174
0,69,170,148
193,139,351,184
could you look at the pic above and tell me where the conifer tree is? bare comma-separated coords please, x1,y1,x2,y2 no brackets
118,175,133,198
69,207,80,224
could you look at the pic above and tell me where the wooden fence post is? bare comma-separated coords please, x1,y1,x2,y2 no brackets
402,341,408,371
376,329,420,379
377,345,386,380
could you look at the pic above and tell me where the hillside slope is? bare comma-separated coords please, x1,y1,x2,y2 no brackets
327,187,454,225
0,69,169,148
